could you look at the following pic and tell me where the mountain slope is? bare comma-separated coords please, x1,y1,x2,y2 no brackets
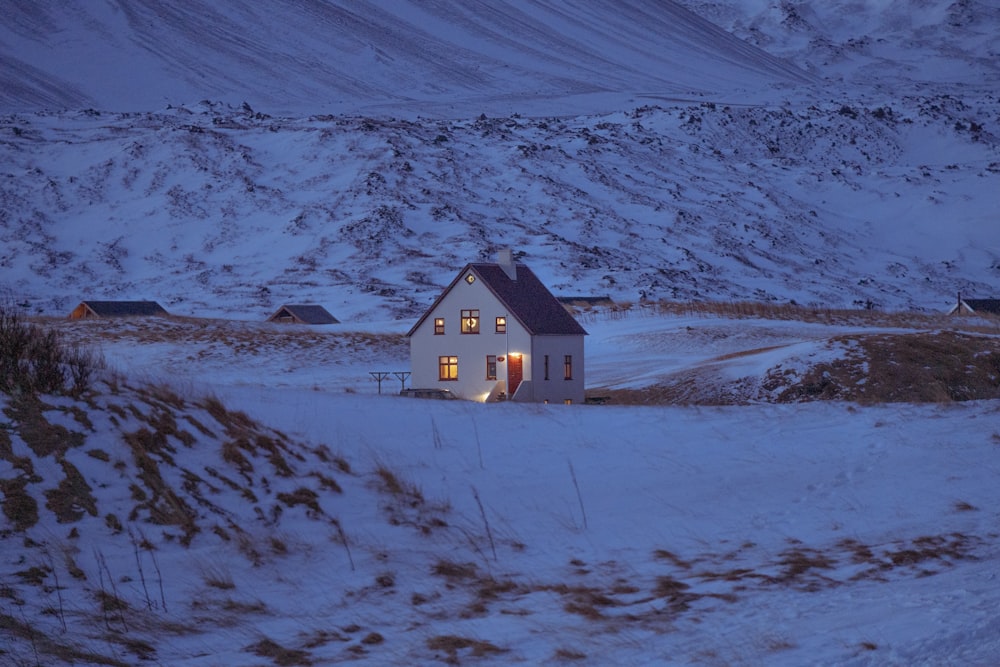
0,0,811,117
2,96,997,320
0,1,997,320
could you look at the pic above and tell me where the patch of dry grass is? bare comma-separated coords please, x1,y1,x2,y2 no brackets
246,637,313,666
426,635,509,664
578,299,1000,332
44,459,98,523
0,477,39,531
594,329,1000,406
781,331,1000,404
277,487,322,513
4,393,86,458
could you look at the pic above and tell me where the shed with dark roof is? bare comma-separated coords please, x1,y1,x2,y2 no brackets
68,301,168,319
267,304,340,325
947,294,1000,316
406,249,586,404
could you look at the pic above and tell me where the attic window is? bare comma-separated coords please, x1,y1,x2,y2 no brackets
465,274,476,285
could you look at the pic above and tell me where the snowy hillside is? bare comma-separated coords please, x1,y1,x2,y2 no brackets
3,308,1000,666
1,1,997,320
0,0,811,116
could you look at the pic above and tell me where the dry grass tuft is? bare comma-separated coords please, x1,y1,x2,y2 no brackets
652,548,692,569
0,477,39,531
277,487,322,514
44,459,98,523
553,647,588,661
246,637,313,666
201,563,236,590
6,393,86,458
426,635,509,663
432,560,479,581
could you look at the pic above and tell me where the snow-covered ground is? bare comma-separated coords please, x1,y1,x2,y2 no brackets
3,311,1000,665
3,1,1000,665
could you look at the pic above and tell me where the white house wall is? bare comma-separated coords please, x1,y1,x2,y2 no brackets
410,273,530,401
524,334,586,404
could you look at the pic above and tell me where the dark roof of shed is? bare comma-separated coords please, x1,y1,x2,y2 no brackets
268,304,339,324
963,299,1000,314
407,262,587,337
79,301,168,316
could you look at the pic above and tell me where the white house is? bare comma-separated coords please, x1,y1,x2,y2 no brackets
406,250,587,403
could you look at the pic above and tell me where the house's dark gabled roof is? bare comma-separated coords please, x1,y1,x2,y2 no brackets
72,300,168,318
963,299,1000,314
407,262,587,337
267,304,339,324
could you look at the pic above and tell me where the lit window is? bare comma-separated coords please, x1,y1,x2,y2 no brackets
438,356,458,381
495,316,506,334
434,318,445,335
461,309,480,334
486,355,497,380
564,355,573,380
465,274,476,285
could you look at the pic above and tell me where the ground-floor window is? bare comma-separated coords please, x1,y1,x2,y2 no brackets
439,355,458,381
486,355,497,380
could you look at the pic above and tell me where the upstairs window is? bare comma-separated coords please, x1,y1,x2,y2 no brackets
495,316,506,334
434,318,445,335
438,356,458,381
461,309,480,334
564,355,573,380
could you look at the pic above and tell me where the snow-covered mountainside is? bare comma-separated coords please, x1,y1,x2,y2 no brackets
1,0,997,321
0,0,812,116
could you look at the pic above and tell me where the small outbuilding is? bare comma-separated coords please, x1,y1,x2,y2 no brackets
69,300,169,319
948,293,1000,316
267,304,339,325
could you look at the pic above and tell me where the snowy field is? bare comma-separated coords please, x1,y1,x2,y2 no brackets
3,311,998,666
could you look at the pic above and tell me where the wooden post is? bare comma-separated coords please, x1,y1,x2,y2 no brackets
369,371,391,394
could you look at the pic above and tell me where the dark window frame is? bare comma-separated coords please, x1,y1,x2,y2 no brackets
495,316,507,334
434,318,445,335
486,355,497,380
564,355,573,380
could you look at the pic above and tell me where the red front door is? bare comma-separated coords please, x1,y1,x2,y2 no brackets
507,354,523,398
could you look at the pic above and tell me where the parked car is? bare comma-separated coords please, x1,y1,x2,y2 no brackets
399,388,457,400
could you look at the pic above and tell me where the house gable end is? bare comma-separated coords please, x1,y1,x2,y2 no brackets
407,262,587,337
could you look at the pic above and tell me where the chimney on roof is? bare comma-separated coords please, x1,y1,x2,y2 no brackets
497,247,517,280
